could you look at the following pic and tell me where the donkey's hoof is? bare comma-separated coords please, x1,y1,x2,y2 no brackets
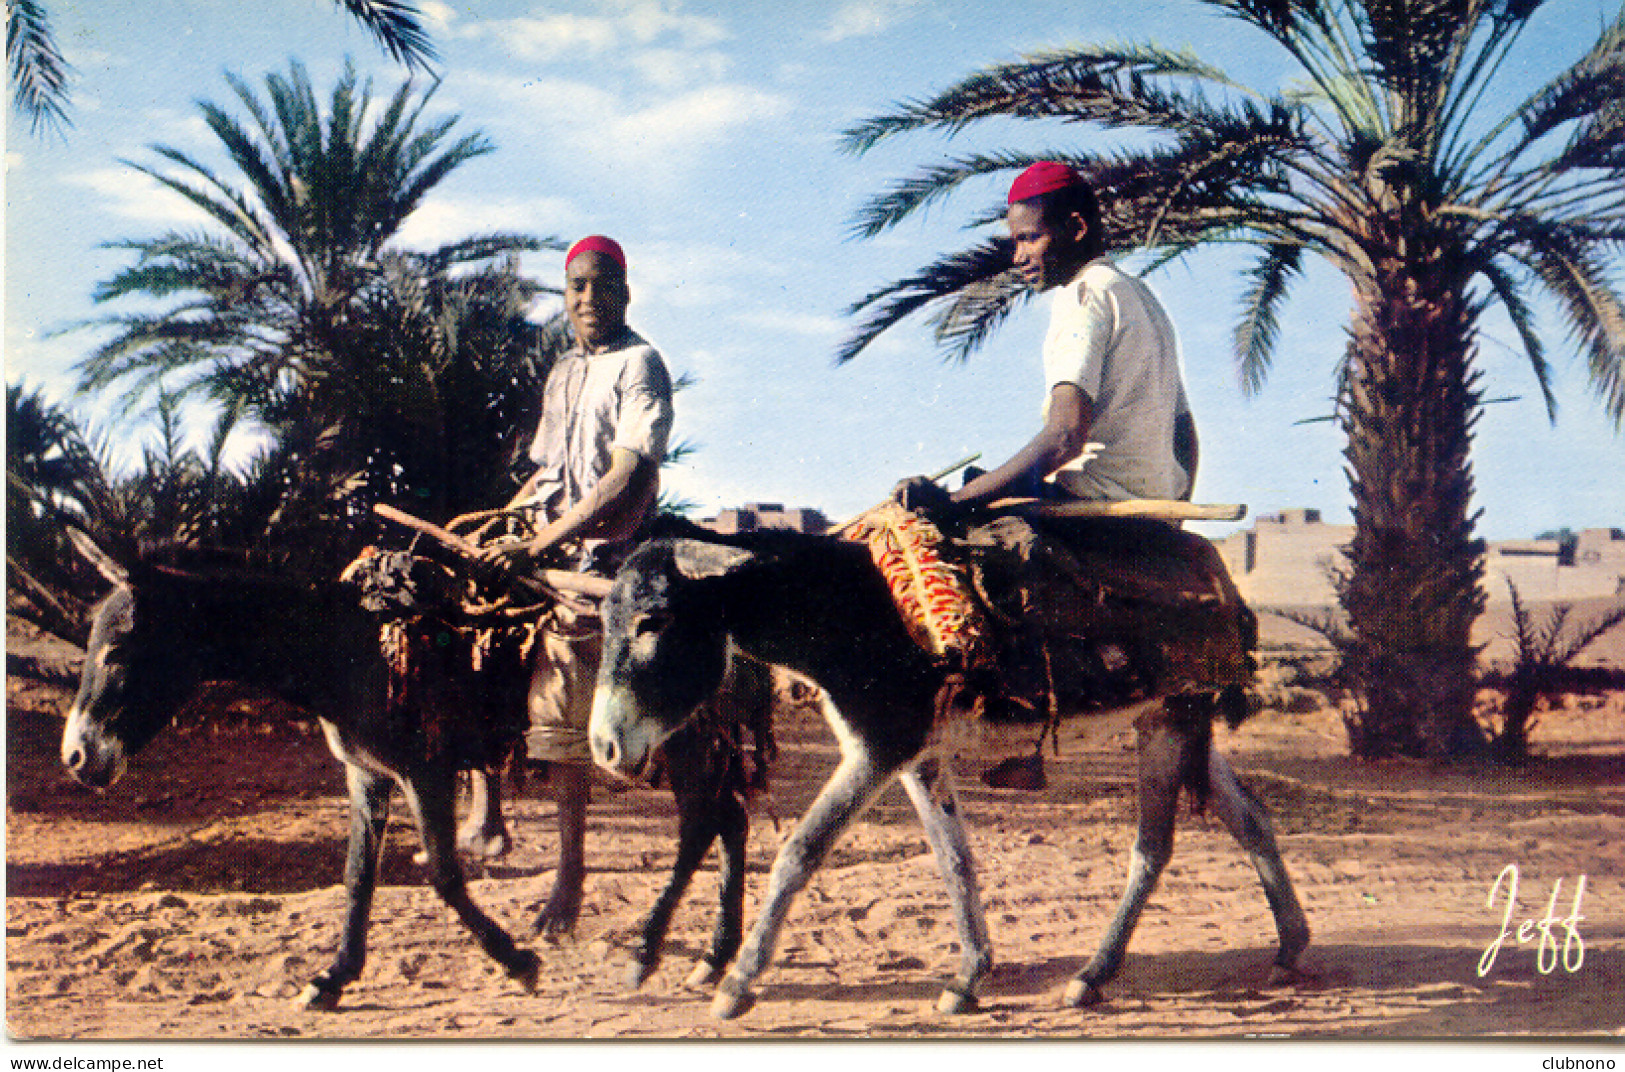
509,951,541,993
1265,963,1303,988
936,985,980,1015
458,828,513,861
684,961,724,990
294,982,342,1012
1064,978,1104,1008
533,899,580,941
625,957,657,990
710,979,757,1020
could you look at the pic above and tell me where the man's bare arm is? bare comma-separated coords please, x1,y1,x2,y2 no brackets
482,447,657,561
504,466,546,510
950,383,1095,508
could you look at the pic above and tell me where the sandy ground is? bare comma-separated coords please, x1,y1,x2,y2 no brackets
5,614,1624,1042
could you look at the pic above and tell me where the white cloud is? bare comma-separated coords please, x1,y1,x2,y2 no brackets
628,48,730,90
735,309,846,340
394,194,581,248
438,4,796,176
823,0,925,42
485,12,622,59
618,1,729,49
629,241,765,311
458,70,789,175
606,84,789,164
66,167,215,227
417,1,459,32
467,2,728,64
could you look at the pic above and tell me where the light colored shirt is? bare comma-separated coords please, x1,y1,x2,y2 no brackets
1041,257,1193,501
521,327,674,542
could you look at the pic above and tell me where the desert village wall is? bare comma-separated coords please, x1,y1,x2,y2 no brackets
700,501,1625,610
1211,508,1625,608
701,502,832,536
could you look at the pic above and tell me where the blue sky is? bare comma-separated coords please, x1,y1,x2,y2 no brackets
6,0,1622,542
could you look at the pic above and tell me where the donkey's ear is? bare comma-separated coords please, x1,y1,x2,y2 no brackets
67,527,130,588
671,540,755,581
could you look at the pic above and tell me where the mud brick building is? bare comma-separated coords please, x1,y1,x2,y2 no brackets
1211,509,1625,608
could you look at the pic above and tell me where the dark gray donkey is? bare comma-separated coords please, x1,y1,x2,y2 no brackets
589,527,1310,1019
58,533,771,1008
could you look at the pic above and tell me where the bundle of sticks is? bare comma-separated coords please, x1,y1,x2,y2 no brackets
373,503,612,612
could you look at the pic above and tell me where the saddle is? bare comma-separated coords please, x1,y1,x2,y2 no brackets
845,507,1256,728
959,514,1256,722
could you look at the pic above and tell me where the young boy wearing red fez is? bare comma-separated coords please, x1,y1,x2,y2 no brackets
481,234,674,934
896,161,1197,515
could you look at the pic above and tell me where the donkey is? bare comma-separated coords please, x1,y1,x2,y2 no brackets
58,535,769,1006
589,530,1311,1019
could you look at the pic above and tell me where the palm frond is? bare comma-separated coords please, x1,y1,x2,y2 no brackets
849,150,1069,239
194,95,297,235
841,44,1240,155
399,143,497,222
837,239,1015,364
1517,228,1625,428
1356,0,1474,104
1479,257,1558,422
1233,243,1304,395
927,270,1032,363
1196,0,1333,42
1551,599,1625,666
334,0,437,71
93,232,280,302
1509,7,1624,160
419,233,564,271
6,0,71,135
125,155,282,256
6,382,101,517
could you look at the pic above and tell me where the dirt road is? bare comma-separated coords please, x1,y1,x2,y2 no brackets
6,621,1622,1041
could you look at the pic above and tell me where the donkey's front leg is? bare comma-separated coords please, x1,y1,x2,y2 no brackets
297,764,392,1010
627,779,718,988
711,754,889,1020
400,767,540,991
898,757,992,1013
697,785,750,989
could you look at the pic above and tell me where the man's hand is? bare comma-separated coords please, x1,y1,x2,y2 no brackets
891,475,962,520
476,534,555,568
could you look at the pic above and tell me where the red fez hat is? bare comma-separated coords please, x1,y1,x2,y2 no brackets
566,235,626,269
1007,161,1083,205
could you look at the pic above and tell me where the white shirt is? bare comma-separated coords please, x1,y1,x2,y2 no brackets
521,327,674,541
1041,257,1192,501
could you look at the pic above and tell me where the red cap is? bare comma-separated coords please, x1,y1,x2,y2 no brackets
566,235,626,269
1007,161,1082,205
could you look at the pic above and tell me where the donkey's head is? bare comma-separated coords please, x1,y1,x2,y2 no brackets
61,534,207,788
589,538,754,780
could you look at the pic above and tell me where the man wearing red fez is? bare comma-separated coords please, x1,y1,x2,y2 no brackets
482,234,674,933
897,161,1197,514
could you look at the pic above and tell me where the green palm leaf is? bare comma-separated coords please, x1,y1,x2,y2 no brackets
6,0,70,134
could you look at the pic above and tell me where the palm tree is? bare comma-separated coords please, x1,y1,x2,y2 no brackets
81,59,561,569
7,0,434,136
6,383,107,641
1490,581,1625,762
840,0,1625,759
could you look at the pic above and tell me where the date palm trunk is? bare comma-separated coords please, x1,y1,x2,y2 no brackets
1337,259,1489,758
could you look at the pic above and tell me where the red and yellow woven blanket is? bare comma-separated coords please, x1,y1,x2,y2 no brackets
842,503,990,666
